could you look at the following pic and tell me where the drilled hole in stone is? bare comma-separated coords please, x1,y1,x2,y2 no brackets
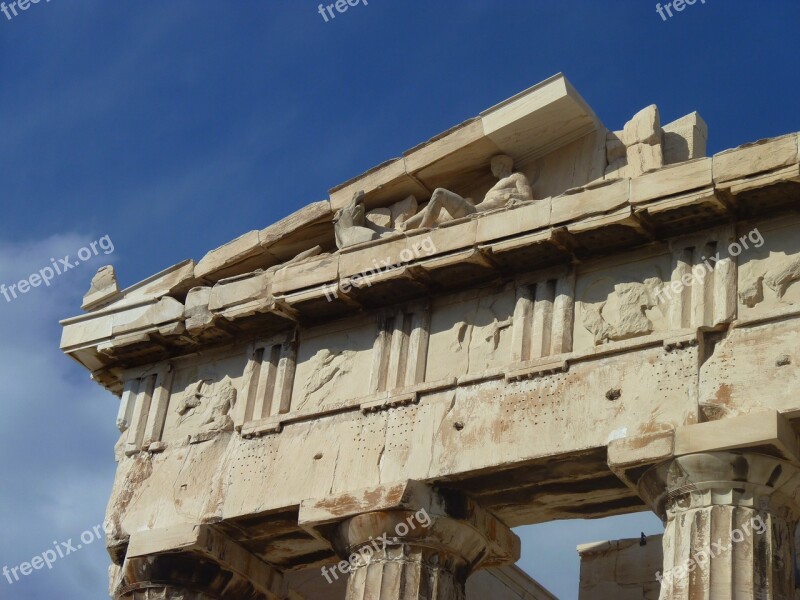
606,388,622,401
776,355,791,367
454,421,465,431
314,452,323,460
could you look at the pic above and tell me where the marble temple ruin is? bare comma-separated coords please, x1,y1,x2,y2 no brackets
61,73,800,599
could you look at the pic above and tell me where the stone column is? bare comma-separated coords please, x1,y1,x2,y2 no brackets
336,511,472,600
302,481,520,600
110,526,284,600
114,561,277,599
113,555,226,600
120,588,217,600
639,452,800,599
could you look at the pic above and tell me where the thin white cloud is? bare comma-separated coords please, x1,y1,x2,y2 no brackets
0,233,118,599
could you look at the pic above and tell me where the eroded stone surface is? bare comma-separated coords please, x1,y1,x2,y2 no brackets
57,74,800,600
335,191,381,249
83,265,119,310
605,105,665,179
640,453,800,599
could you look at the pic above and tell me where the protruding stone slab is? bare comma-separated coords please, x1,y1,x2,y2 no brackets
208,270,271,313
713,133,799,184
273,253,339,295
111,260,196,309
194,201,334,283
551,178,630,225
62,297,186,350
630,158,712,205
609,410,800,493
196,230,263,279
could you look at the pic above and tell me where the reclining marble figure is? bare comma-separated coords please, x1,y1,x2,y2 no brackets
401,154,534,230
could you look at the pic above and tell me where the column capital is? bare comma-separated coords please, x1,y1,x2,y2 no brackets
112,524,283,600
299,480,519,569
299,481,520,600
639,451,800,520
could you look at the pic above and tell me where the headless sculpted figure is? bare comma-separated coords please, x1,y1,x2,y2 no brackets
401,154,534,230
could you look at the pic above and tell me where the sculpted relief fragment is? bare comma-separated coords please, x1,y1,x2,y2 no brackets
334,155,536,248
291,325,373,412
580,278,665,345
427,287,517,381
401,155,534,231
334,191,381,249
740,252,800,308
175,377,238,434
303,348,356,403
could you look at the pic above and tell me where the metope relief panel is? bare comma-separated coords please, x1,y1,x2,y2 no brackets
737,219,800,316
574,252,672,351
160,351,248,443
426,284,517,382
290,318,376,412
234,332,298,427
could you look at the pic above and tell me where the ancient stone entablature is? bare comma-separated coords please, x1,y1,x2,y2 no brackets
60,73,800,599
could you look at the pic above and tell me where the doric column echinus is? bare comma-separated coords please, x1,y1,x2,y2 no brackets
113,554,276,600
306,482,520,600
639,452,800,599
336,511,470,600
120,588,217,600
114,556,222,600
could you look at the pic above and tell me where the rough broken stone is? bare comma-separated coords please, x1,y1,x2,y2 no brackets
365,207,392,229
621,104,661,147
662,112,708,164
334,191,380,249
390,194,419,228
605,105,665,178
184,286,215,334
83,265,119,310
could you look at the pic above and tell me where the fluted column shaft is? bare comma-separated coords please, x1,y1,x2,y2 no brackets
344,543,465,600
639,452,800,600
123,588,218,600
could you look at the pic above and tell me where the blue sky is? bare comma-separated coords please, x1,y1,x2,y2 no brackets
0,1,798,598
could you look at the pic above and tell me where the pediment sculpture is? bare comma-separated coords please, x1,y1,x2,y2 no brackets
334,155,536,248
